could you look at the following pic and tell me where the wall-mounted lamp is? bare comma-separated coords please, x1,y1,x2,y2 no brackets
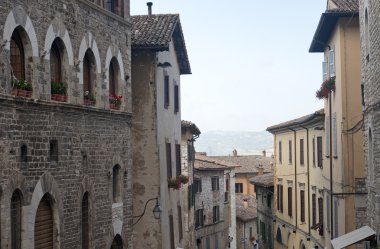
133,197,161,225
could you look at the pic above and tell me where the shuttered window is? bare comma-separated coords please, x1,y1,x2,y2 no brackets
35,195,53,249
300,190,305,222
169,215,175,249
277,184,283,213
164,75,169,108
174,84,179,113
10,30,25,81
213,206,220,223
279,141,282,163
326,118,330,157
289,140,292,164
322,61,328,81
312,193,316,226
82,193,89,249
332,113,337,158
317,136,323,167
178,206,183,240
195,209,204,227
318,197,324,236
300,139,304,165
50,40,62,84
11,191,22,249
175,144,181,176
312,138,316,166
211,176,219,191
288,187,292,217
329,49,335,77
166,143,172,178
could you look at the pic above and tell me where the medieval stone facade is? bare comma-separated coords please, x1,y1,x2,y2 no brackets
0,0,132,248
359,0,380,242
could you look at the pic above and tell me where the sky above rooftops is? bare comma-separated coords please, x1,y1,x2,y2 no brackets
131,0,326,132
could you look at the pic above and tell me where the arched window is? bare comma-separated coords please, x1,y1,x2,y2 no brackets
110,234,123,249
10,29,25,81
35,194,54,249
82,192,90,249
109,58,120,96
83,49,95,102
50,40,62,84
113,165,121,203
11,190,22,249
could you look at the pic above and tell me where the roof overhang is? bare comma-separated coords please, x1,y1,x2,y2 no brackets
331,226,375,249
309,12,358,52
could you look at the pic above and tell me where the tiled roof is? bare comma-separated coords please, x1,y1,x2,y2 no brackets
210,155,273,174
267,109,324,133
328,0,359,13
236,195,257,221
250,173,274,188
131,14,191,74
181,120,201,135
194,154,239,171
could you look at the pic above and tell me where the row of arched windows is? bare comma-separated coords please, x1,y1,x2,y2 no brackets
9,22,123,108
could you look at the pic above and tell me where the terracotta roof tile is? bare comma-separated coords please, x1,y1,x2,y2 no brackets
181,120,201,135
209,155,273,174
267,109,324,132
250,173,274,187
329,0,359,13
194,154,239,170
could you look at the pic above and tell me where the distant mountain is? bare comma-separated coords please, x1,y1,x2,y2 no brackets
194,130,274,156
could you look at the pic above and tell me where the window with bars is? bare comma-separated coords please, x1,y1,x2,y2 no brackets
166,143,172,178
175,144,181,176
300,139,304,165
211,176,219,191
288,187,292,217
300,190,305,222
213,206,220,223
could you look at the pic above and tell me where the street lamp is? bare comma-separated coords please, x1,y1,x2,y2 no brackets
133,197,161,225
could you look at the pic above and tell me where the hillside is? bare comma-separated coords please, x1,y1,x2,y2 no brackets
194,130,274,156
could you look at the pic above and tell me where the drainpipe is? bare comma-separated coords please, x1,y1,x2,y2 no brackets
329,92,333,239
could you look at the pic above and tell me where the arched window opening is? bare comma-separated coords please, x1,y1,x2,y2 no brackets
83,49,96,105
109,58,120,96
11,190,22,249
35,194,54,249
50,40,62,84
113,165,121,203
110,234,123,249
82,192,90,249
10,29,25,81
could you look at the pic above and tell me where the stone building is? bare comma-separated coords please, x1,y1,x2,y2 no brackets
359,0,380,245
235,195,257,249
130,3,191,249
309,0,366,247
181,120,201,249
194,154,238,249
0,0,132,248
250,173,274,249
267,110,325,249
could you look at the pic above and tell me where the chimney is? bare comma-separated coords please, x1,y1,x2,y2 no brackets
147,2,153,16
232,149,237,157
262,150,266,157
258,165,264,175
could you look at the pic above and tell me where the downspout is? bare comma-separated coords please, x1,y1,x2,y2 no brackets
300,125,311,236
329,93,333,239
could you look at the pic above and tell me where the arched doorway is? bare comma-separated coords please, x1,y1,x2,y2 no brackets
35,194,54,249
110,234,123,249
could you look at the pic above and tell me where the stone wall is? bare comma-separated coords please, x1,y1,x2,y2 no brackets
359,0,380,240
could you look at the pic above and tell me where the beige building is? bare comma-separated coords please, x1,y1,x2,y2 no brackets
309,0,365,247
131,4,192,249
267,110,325,249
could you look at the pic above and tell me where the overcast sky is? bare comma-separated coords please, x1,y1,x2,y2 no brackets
131,1,326,132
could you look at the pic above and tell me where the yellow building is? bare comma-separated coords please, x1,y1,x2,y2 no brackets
309,0,365,247
267,110,325,249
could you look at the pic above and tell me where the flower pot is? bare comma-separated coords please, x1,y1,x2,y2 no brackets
84,99,95,106
11,88,18,96
17,89,32,98
110,104,120,110
51,94,67,102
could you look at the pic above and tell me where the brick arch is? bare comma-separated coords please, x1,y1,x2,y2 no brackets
0,172,27,249
105,46,125,90
78,32,101,85
44,19,74,66
25,172,64,249
3,6,39,57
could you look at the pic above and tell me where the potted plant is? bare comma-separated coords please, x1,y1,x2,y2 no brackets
84,91,96,106
12,79,33,98
109,95,123,110
177,174,189,184
168,178,181,189
316,77,335,99
51,82,67,102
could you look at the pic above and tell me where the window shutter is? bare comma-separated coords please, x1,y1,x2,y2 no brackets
318,197,324,236
288,187,292,217
300,139,304,165
174,85,179,113
166,143,172,178
312,194,316,226
164,75,169,108
326,118,330,157
279,141,282,163
277,185,280,211
329,49,335,77
332,113,337,158
175,144,181,176
322,61,328,81
326,193,330,231
280,185,284,212
300,190,305,222
317,136,323,167
289,140,292,164
312,138,316,166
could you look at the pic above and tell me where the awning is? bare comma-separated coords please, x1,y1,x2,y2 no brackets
331,226,375,249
